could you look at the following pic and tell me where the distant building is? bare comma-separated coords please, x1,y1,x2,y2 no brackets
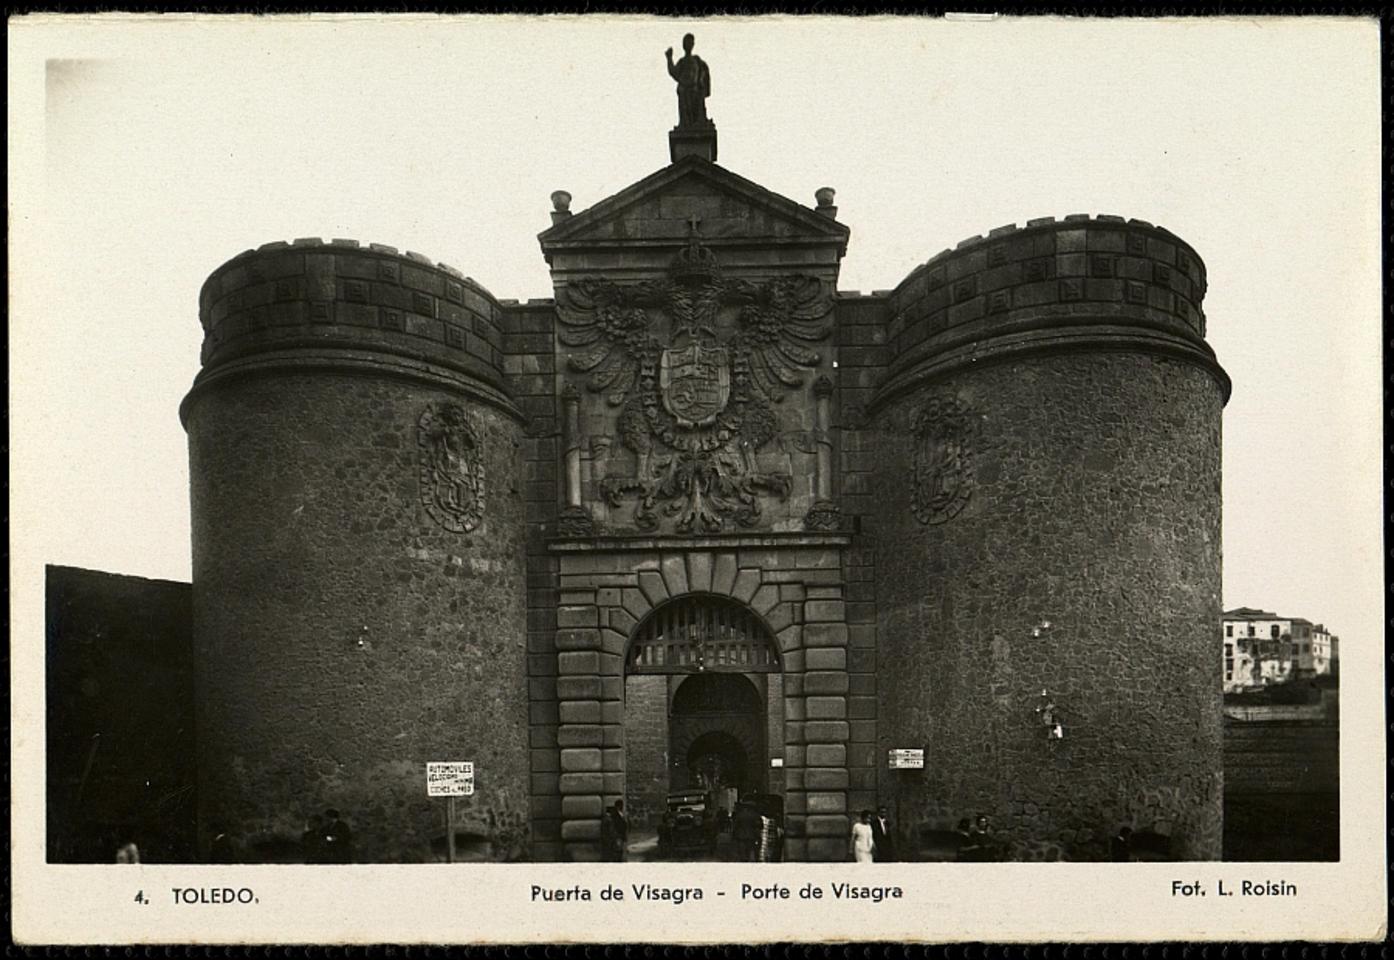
1223,607,1339,692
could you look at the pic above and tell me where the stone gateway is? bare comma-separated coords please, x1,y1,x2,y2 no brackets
179,43,1228,863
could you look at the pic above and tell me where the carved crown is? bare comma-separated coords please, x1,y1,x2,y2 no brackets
670,239,721,284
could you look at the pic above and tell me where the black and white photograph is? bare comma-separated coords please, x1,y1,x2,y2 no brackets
9,12,1384,944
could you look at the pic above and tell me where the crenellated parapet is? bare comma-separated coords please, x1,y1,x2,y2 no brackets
184,239,517,423
872,215,1228,412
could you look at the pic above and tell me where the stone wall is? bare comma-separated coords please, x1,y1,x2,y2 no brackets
867,217,1228,861
46,566,195,863
183,243,531,863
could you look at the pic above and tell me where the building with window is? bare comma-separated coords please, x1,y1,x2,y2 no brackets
1222,608,1339,691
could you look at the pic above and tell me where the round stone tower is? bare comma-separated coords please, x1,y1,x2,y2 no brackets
868,216,1229,861
181,239,530,862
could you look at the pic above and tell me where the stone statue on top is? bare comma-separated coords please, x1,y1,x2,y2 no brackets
665,33,712,128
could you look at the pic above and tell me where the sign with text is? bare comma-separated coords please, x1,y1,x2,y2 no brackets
427,761,475,796
888,749,924,770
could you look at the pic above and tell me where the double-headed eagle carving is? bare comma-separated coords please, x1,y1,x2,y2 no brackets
558,238,832,532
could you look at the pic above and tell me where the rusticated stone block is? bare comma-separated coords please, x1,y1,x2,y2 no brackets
556,724,604,747
711,553,738,595
805,696,848,720
686,553,713,592
559,772,605,794
805,813,850,836
749,584,779,616
784,698,806,721
848,720,876,743
636,572,668,608
557,651,601,675
805,768,850,791
804,599,846,622
660,554,689,596
600,629,627,656
848,696,877,720
806,744,846,767
776,625,802,653
803,671,850,696
556,676,603,700
806,792,847,814
803,623,849,647
559,748,602,772
561,795,603,819
732,568,761,603
803,720,850,743
621,587,651,622
765,602,795,635
558,700,601,724
556,628,601,651
804,648,847,671
560,818,601,840
601,748,624,771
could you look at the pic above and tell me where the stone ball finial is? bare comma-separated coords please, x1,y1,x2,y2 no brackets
550,190,572,214
815,187,836,208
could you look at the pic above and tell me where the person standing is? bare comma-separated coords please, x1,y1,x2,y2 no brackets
967,814,995,862
731,801,762,862
871,805,897,862
611,800,629,862
953,818,975,862
850,810,875,863
321,808,354,864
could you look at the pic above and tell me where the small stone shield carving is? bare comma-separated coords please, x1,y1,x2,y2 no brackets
911,397,974,525
418,403,485,533
659,342,730,427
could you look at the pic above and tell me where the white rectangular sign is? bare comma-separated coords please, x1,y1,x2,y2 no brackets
427,761,475,796
888,748,924,770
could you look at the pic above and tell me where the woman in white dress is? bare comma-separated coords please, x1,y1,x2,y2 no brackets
850,810,875,863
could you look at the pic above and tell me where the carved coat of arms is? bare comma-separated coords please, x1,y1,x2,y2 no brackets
417,402,486,533
911,397,974,525
557,238,832,533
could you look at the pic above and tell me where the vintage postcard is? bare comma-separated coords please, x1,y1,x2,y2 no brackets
8,13,1385,944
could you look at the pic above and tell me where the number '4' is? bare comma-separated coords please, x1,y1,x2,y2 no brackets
134,891,146,904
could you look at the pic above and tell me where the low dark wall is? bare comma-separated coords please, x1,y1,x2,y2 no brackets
1222,717,1339,861
46,565,195,862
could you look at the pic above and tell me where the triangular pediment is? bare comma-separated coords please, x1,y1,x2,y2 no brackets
539,156,849,260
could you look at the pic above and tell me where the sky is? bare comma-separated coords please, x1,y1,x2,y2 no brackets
10,14,1383,646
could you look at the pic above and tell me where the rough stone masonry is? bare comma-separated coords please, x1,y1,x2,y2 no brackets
181,58,1229,863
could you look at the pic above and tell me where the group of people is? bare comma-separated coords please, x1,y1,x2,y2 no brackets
849,806,898,863
954,815,999,862
599,800,629,862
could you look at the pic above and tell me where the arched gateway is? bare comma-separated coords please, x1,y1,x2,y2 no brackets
623,596,780,845
549,544,856,863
